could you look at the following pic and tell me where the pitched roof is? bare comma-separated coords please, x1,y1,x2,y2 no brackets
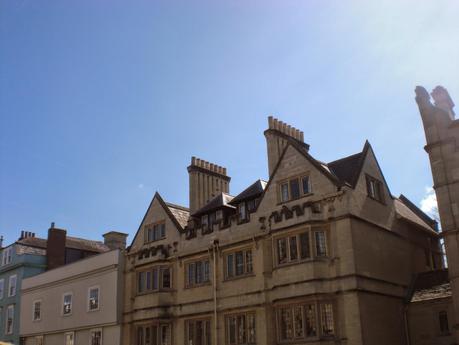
230,179,267,204
328,152,364,187
399,194,438,230
394,197,438,234
16,236,109,253
192,192,235,216
165,202,190,229
410,269,451,302
128,192,190,251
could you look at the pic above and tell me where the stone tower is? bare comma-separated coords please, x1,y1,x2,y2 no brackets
416,85,459,341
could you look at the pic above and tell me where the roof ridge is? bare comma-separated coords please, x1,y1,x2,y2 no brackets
328,151,363,165
165,202,190,212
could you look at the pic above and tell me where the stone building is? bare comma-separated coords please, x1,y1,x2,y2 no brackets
0,225,110,345
123,116,443,345
414,85,459,344
19,232,127,345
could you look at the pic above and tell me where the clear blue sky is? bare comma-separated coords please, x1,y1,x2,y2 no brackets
1,1,458,246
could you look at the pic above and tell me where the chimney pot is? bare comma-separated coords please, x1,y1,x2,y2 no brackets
268,116,274,129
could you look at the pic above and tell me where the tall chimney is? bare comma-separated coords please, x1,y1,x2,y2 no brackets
46,224,67,270
264,116,309,177
103,231,128,250
188,157,230,214
0,236,3,248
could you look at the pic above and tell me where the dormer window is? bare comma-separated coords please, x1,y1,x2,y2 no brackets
366,175,384,203
216,210,223,221
279,175,312,203
145,222,166,243
201,215,209,229
238,202,248,222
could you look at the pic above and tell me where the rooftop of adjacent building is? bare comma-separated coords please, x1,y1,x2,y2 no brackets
409,269,451,303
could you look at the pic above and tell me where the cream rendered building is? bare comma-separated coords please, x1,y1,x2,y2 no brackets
123,117,443,345
20,246,125,345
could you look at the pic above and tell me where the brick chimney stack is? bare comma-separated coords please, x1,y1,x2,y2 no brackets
46,223,67,270
188,157,230,214
264,116,308,177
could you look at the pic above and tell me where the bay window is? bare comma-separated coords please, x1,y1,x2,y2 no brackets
226,312,256,345
276,228,328,265
277,301,334,342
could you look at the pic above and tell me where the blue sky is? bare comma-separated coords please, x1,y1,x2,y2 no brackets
1,1,458,246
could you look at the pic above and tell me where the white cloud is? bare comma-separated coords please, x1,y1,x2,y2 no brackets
138,183,144,189
420,186,439,220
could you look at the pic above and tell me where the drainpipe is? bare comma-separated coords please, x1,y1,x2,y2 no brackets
211,240,219,345
403,305,411,345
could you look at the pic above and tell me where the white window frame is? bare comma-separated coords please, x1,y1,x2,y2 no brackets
88,286,100,312
62,292,73,316
65,331,75,345
2,247,13,266
0,278,4,299
6,304,14,335
90,328,103,345
8,274,17,297
33,299,42,321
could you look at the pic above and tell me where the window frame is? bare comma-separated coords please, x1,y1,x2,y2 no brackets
33,299,42,322
136,322,172,345
137,266,172,295
185,317,212,345
65,331,75,345
439,310,450,335
224,248,254,280
88,286,100,312
365,174,385,204
278,174,312,204
90,328,103,345
35,335,44,345
275,300,335,343
185,257,211,288
62,292,73,316
8,274,17,297
144,221,166,244
0,278,4,299
2,246,13,266
225,311,256,345
5,304,14,335
274,227,328,267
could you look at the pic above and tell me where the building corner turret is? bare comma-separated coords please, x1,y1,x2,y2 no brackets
416,85,459,341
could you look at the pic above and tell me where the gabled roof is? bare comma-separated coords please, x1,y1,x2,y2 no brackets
230,179,267,204
399,194,438,230
16,236,109,253
128,192,189,252
165,202,190,229
328,152,364,187
192,192,235,217
409,269,451,302
394,197,438,234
